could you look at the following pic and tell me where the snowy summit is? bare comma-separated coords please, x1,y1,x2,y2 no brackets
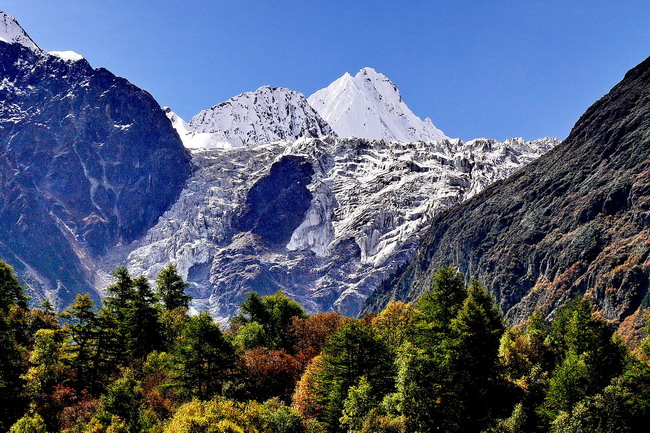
308,67,446,142
186,86,335,148
0,11,39,51
0,11,84,62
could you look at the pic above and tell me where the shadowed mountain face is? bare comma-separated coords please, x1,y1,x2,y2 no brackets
235,155,315,247
0,42,191,305
364,56,650,332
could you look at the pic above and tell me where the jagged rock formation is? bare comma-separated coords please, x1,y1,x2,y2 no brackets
117,136,556,322
308,67,446,142
176,86,335,148
0,11,191,306
363,56,650,334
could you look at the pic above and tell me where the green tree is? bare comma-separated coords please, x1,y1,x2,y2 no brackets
545,299,627,413
340,376,377,433
104,267,136,317
315,321,394,432
234,291,306,351
155,264,191,311
23,328,69,399
0,261,29,431
125,276,162,359
8,413,48,433
0,260,27,312
443,280,505,432
391,341,437,432
96,369,143,432
173,313,236,399
417,266,466,328
544,350,590,414
60,294,100,390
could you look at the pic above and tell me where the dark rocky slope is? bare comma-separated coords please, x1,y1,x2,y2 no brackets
0,41,191,305
364,56,650,334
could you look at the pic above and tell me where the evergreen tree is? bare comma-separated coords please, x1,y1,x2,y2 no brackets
124,276,162,360
155,264,191,311
0,260,27,312
60,294,101,391
315,321,394,432
104,267,135,318
0,261,29,431
339,376,375,433
443,280,505,432
235,290,306,351
417,266,467,327
173,313,236,399
23,328,69,399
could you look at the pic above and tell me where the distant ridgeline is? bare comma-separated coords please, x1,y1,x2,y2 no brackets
1,260,649,432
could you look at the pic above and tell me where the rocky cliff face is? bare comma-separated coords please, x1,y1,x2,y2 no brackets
116,135,555,322
0,12,191,305
363,57,650,334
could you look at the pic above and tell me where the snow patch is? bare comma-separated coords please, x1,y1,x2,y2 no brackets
47,50,84,62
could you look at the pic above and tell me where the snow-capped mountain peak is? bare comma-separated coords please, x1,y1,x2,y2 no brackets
184,86,335,148
308,67,446,142
0,11,86,63
0,11,39,51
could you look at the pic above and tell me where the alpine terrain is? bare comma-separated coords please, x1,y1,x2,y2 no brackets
0,10,556,320
167,86,335,149
118,135,555,321
365,56,650,337
308,67,446,142
0,11,191,305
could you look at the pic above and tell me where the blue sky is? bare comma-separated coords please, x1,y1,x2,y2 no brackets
5,1,650,140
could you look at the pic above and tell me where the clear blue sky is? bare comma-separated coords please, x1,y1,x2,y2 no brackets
4,1,650,141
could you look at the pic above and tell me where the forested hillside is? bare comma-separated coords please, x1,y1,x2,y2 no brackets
1,261,649,433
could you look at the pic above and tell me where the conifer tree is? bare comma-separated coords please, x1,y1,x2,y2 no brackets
173,313,236,399
124,276,162,360
0,261,29,431
444,280,505,432
0,260,27,312
417,266,467,327
60,294,100,390
155,264,191,311
315,321,394,432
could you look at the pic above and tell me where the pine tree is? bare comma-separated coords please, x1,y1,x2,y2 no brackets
124,276,162,360
60,294,100,390
235,290,306,351
155,264,191,311
0,261,29,431
315,321,394,432
173,313,236,399
0,260,27,312
443,280,505,432
417,266,467,327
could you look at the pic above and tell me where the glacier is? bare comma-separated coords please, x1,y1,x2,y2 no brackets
108,136,557,323
0,8,558,323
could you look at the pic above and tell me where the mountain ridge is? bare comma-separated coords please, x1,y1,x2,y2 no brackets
0,11,191,306
363,56,650,336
